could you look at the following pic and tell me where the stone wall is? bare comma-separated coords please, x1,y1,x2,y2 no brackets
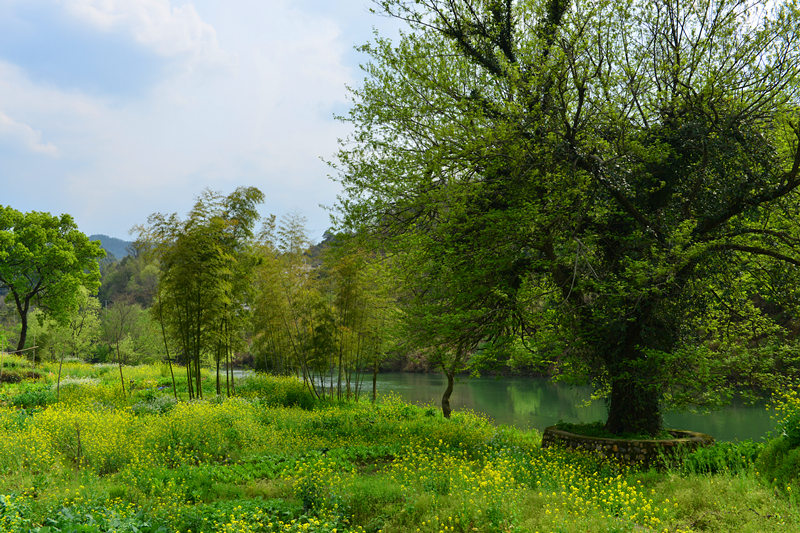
541,426,714,467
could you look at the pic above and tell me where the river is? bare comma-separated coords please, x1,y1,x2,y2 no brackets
370,372,775,442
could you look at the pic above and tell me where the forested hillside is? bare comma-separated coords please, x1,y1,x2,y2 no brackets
89,234,134,261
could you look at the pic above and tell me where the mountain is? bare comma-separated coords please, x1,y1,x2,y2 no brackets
89,234,134,260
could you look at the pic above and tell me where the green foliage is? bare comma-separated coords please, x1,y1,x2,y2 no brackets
331,475,405,528
1,362,799,531
774,390,800,449
9,383,56,409
27,288,102,365
98,252,160,307
38,502,168,533
756,387,800,491
334,0,800,436
470,336,553,376
0,206,105,353
0,493,31,531
130,394,177,416
100,302,162,365
236,374,315,409
141,187,264,399
682,441,764,475
756,437,800,491
555,421,671,440
251,219,399,402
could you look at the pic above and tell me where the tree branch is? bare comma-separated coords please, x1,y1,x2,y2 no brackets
721,228,800,247
575,153,665,243
709,243,800,267
696,120,800,236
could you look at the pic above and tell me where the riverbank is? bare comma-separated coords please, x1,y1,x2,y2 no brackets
172,368,777,442
371,372,775,442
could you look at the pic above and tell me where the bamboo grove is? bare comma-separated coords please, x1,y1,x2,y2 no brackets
136,187,400,401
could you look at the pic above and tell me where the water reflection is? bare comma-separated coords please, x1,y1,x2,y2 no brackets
374,373,774,442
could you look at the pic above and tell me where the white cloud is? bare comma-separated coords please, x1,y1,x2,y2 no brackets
0,110,59,156
0,0,375,240
58,0,223,63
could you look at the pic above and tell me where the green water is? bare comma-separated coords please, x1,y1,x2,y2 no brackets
373,372,775,442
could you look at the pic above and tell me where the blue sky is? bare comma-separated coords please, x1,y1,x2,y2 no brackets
0,0,399,242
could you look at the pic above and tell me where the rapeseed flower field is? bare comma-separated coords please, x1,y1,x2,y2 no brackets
0,357,798,532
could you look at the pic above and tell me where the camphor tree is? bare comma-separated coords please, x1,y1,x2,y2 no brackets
391,229,518,417
0,207,105,354
334,0,800,435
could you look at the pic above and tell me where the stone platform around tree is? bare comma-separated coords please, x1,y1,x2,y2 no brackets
541,426,715,467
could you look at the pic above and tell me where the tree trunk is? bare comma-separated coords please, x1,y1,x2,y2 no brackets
11,291,31,354
337,344,343,401
216,344,221,396
195,350,202,399
167,357,178,401
605,372,662,436
602,296,672,436
223,319,230,397
157,290,178,400
441,371,455,419
115,342,126,396
372,360,378,404
227,342,234,396
57,354,64,402
16,312,27,354
185,355,194,399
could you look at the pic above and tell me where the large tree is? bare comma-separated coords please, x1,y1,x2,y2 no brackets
0,207,104,353
334,0,800,434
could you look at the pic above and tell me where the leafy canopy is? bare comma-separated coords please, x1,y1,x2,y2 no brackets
334,0,800,434
0,206,104,353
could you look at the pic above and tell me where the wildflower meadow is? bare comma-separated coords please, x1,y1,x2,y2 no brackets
0,356,798,532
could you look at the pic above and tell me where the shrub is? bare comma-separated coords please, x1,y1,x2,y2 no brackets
142,399,268,465
9,383,55,409
756,386,800,491
682,440,763,475
756,436,800,491
58,381,126,408
333,474,405,526
777,395,800,447
236,374,315,409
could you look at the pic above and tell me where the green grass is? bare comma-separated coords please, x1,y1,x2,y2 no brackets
554,421,673,440
0,359,798,532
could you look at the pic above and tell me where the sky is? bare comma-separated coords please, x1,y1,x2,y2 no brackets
0,0,400,242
